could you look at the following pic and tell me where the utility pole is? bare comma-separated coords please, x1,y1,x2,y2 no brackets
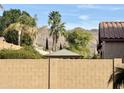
48,50,51,89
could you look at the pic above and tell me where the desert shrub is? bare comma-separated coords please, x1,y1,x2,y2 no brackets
0,46,42,59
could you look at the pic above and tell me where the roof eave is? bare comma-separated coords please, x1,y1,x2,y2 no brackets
100,38,124,42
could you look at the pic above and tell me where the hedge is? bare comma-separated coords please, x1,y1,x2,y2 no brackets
0,46,42,59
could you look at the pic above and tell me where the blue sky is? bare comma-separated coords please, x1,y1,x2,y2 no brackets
1,4,124,30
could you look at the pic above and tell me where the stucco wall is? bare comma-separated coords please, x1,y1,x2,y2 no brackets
0,59,123,89
102,42,124,59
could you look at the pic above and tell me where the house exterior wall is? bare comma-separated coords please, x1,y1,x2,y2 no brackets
102,42,124,59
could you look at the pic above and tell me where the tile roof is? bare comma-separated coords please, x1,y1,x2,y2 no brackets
99,22,124,41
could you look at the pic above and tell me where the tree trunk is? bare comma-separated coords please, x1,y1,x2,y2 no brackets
52,35,55,51
55,42,57,51
18,31,21,46
46,38,49,50
55,34,58,51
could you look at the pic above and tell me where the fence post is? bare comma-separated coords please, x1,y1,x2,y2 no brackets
112,59,115,89
48,57,50,89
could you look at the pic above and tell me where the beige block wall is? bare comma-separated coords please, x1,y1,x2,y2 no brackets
0,58,123,89
0,59,48,89
114,58,124,67
50,59,113,89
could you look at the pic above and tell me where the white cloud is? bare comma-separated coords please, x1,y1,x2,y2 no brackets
110,7,121,11
61,13,77,16
77,4,99,9
79,15,89,20
77,4,124,11
65,23,83,30
65,22,97,30
106,7,124,11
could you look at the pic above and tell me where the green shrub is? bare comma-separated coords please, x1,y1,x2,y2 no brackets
4,30,33,46
21,33,33,46
0,46,42,59
66,44,90,58
91,54,100,59
0,31,3,36
4,30,18,45
67,27,92,58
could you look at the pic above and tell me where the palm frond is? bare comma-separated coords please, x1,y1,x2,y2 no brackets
108,67,124,89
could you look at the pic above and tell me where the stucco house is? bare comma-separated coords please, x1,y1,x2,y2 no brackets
97,22,124,59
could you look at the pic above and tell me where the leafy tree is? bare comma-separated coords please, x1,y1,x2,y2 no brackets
0,9,21,35
67,27,92,58
0,18,5,36
108,67,124,89
48,11,66,51
4,30,18,45
17,12,36,27
0,9,36,36
22,11,30,16
3,9,21,27
4,23,37,46
21,33,33,46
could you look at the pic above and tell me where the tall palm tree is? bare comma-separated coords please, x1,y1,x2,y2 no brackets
48,11,66,51
58,23,66,36
108,67,124,89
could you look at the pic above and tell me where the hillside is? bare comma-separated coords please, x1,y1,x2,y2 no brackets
34,26,98,56
88,29,98,56
0,37,21,50
34,26,68,50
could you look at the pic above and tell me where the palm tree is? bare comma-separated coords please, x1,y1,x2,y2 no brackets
108,67,124,89
48,11,66,51
58,23,66,36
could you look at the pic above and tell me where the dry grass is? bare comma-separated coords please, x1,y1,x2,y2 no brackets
0,41,21,50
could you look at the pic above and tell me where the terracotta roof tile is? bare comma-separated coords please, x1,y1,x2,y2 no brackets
99,22,124,41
